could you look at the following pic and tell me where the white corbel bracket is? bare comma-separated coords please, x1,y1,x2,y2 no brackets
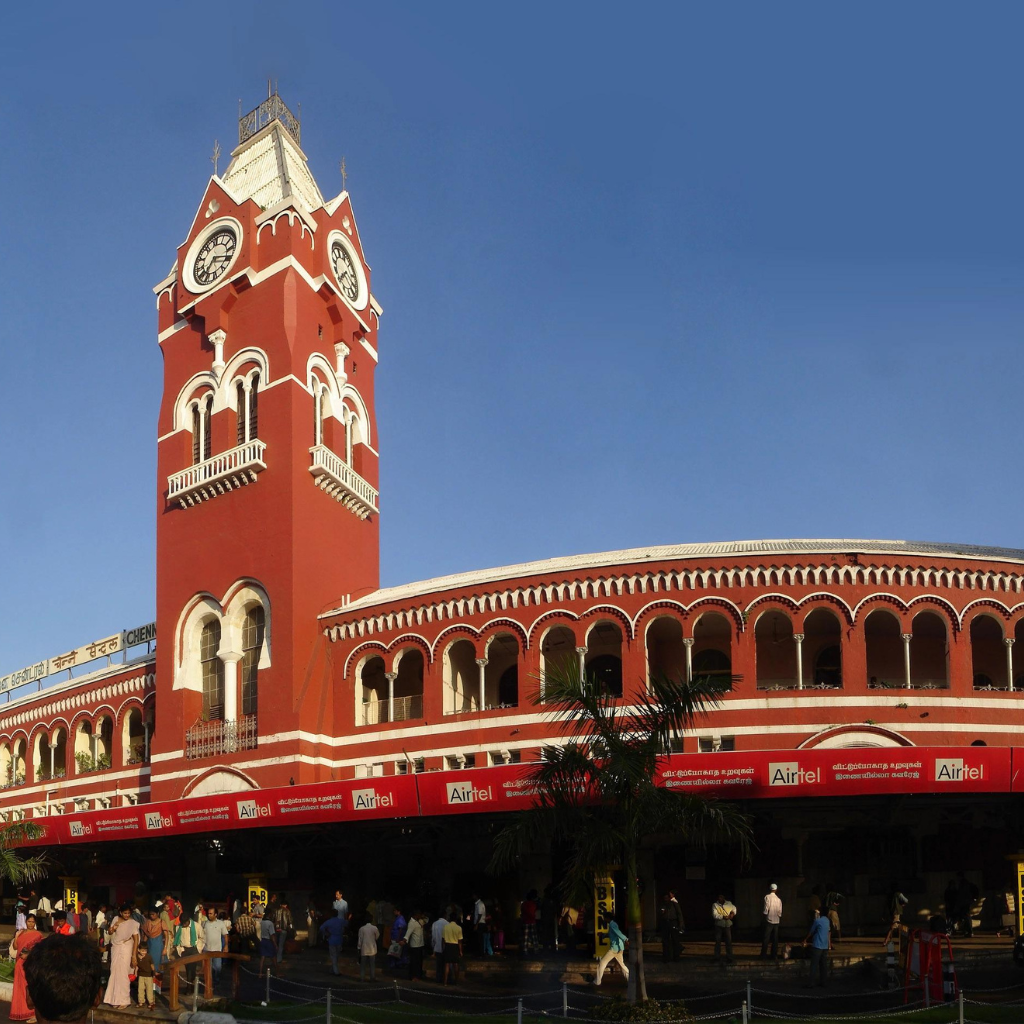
209,329,227,380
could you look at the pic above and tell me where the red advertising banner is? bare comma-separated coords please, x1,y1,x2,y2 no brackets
657,746,1013,799
19,773,420,848
14,746,1018,847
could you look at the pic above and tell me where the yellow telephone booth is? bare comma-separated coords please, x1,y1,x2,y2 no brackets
593,873,616,960
247,876,269,914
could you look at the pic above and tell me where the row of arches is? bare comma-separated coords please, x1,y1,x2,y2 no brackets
349,604,1024,723
0,704,154,788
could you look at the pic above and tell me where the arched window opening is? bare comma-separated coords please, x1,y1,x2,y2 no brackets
10,740,25,787
585,621,623,698
865,609,903,688
34,728,66,782
646,616,684,682
191,404,202,465
444,639,477,715
314,386,325,447
693,612,733,689
73,721,94,774
236,382,246,446
201,620,225,721
755,610,797,689
241,606,265,716
94,716,113,769
803,608,842,688
360,656,388,726
123,709,148,765
540,626,577,700
248,373,259,440
393,649,424,722
484,633,520,709
911,611,948,689
0,745,10,788
202,397,212,460
693,649,731,683
971,615,1006,690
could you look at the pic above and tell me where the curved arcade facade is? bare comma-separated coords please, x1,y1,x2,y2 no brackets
1,95,1021,926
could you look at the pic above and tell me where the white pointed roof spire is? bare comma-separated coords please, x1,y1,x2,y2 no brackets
221,90,324,215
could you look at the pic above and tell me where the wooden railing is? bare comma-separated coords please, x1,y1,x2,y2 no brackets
165,951,250,1010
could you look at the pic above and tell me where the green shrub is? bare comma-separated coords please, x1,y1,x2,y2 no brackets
590,997,696,1022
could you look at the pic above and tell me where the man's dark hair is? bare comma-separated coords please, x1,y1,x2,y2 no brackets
24,935,103,1023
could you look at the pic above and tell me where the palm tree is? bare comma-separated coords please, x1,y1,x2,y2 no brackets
490,661,751,1004
0,821,47,886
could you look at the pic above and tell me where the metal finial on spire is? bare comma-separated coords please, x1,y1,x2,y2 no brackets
340,157,347,192
211,140,221,177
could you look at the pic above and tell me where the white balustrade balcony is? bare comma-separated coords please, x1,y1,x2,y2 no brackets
185,714,258,759
361,693,422,726
168,440,267,508
309,444,379,519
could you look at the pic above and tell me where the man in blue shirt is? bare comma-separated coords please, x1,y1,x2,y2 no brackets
594,917,630,986
802,908,831,987
320,914,346,975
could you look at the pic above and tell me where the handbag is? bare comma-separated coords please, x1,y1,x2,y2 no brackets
8,939,16,959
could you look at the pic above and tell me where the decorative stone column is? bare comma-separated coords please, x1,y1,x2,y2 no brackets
576,646,588,681
902,633,913,689
682,638,695,684
221,653,242,724
793,633,805,689
476,658,488,712
386,671,397,723
1006,637,1015,692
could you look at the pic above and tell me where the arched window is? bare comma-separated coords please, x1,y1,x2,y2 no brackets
236,381,246,445
192,404,202,465
314,386,325,446
202,397,212,460
241,606,265,716
235,374,260,445
201,621,224,721
693,648,731,683
248,373,259,440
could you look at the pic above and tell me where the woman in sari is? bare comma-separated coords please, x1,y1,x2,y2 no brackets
10,914,44,1022
104,902,140,1008
143,907,166,966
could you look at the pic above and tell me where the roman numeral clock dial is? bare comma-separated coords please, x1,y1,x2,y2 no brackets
193,229,238,286
331,240,358,302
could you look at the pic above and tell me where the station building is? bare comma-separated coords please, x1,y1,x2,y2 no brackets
2,94,1023,934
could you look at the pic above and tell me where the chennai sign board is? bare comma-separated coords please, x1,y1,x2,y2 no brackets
0,622,156,696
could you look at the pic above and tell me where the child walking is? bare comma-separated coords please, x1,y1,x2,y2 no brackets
136,944,157,1009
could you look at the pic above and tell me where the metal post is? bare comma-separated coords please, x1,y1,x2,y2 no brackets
924,976,930,1008
395,980,400,1002
741,1000,748,1024
517,999,523,1024
562,982,568,1018
192,975,199,1013
959,989,964,1024
746,979,752,1015
265,967,271,1005
326,988,331,1024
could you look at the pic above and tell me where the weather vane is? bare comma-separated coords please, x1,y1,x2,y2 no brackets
340,157,348,192
211,139,221,177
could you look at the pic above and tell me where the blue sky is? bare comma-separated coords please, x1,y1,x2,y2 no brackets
1,2,1022,672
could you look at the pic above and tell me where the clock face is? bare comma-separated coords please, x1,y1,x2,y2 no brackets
193,228,238,287
331,239,360,303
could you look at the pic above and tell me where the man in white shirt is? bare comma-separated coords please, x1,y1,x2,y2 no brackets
202,908,232,985
761,883,783,959
357,916,380,982
403,910,425,980
33,891,51,932
712,895,737,963
431,910,449,983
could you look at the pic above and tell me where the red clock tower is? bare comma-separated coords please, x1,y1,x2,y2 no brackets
150,93,380,799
